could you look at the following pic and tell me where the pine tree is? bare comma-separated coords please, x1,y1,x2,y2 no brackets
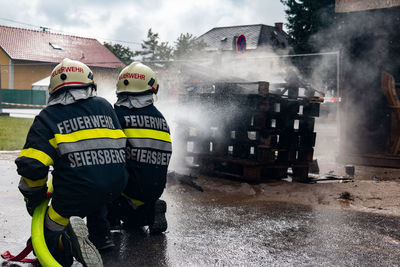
173,33,207,60
103,42,134,65
281,0,336,53
134,28,173,67
135,28,160,62
157,41,173,61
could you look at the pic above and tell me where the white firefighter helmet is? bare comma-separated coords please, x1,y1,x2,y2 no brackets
49,58,95,95
116,62,159,95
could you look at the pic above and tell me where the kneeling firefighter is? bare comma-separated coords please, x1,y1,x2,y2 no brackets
107,62,172,234
15,58,128,266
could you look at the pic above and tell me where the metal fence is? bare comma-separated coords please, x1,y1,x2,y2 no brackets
0,89,46,107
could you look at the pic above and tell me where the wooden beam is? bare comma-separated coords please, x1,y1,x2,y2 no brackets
335,0,400,13
338,153,400,168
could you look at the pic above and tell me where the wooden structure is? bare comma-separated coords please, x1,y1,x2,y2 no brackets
335,0,400,13
336,3,400,168
381,72,400,155
177,81,320,181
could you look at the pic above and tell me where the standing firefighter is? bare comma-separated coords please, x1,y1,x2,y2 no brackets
15,58,128,266
108,62,172,234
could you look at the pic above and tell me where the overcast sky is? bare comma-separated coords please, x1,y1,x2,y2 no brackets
0,0,287,50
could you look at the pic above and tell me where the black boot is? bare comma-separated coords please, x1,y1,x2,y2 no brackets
149,200,167,235
89,233,115,251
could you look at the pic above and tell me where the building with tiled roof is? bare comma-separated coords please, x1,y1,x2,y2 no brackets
160,24,290,99
0,25,123,96
197,23,289,53
166,23,290,89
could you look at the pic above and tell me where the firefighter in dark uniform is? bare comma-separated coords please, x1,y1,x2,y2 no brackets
15,58,128,266
108,62,172,234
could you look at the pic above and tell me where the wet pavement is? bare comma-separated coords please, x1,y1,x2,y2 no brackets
1,152,400,266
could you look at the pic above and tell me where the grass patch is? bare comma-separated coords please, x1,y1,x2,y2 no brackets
0,116,33,150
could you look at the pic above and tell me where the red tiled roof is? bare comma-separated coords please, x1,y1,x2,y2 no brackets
0,25,123,68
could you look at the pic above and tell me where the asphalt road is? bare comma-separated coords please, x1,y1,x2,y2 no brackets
1,152,400,266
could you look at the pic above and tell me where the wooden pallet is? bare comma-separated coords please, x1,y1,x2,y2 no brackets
191,154,288,181
189,154,310,181
178,81,320,181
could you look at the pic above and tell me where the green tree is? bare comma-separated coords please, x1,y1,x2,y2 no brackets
134,28,173,63
280,0,336,53
103,42,134,65
135,28,173,62
135,28,159,62
173,33,207,59
157,41,173,61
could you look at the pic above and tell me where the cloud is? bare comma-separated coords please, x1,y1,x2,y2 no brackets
0,0,286,50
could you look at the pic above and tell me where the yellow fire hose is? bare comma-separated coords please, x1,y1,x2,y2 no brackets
31,179,62,267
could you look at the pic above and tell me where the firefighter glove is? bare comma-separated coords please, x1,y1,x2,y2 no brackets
20,186,48,216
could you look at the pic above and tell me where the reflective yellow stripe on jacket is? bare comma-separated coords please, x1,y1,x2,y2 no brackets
122,193,145,207
47,204,69,227
124,128,171,143
22,176,48,188
19,148,54,166
49,128,126,148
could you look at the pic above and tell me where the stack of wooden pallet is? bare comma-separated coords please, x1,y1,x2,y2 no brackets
177,81,321,181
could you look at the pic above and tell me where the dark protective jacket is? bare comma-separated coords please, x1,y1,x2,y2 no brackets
16,97,128,217
114,104,172,202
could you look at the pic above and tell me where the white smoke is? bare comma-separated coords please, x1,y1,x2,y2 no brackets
153,48,312,172
309,8,397,157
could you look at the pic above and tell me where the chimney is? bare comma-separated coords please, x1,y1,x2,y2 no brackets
275,22,283,32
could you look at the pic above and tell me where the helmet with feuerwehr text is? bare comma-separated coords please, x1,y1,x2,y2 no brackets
49,58,96,95
116,62,159,95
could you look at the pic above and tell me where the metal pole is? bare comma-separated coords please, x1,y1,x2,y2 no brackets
336,51,341,147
